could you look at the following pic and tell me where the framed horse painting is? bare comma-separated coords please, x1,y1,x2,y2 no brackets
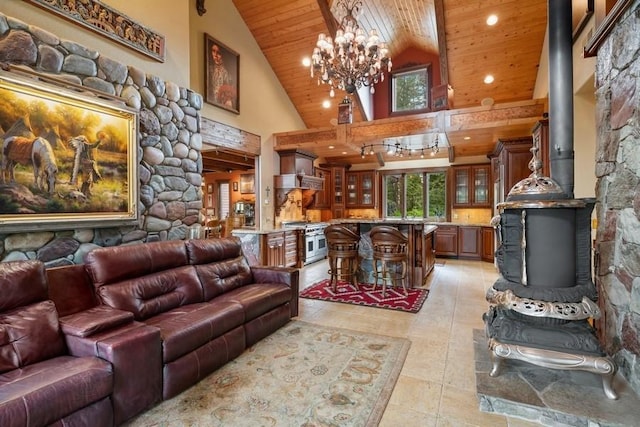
0,71,138,231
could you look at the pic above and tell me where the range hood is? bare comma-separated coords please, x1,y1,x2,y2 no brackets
274,149,324,190
274,174,324,190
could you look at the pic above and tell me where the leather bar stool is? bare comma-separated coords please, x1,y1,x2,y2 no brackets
370,225,408,296
324,224,360,292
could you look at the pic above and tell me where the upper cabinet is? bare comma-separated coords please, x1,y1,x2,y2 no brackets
331,166,345,218
345,170,377,208
312,167,331,209
451,164,491,208
491,136,534,204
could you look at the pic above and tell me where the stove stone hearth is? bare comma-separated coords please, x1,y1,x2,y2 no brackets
474,329,640,427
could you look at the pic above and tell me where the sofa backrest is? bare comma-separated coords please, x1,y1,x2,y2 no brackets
186,237,253,300
84,240,203,320
0,260,66,373
46,264,97,317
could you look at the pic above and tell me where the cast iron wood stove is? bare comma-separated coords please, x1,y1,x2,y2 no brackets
483,0,618,400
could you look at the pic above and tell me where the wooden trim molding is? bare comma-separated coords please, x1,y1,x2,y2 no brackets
584,0,633,57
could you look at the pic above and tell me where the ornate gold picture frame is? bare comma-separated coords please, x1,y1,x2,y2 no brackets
0,71,139,231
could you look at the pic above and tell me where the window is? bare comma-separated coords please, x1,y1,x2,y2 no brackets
391,65,431,114
218,181,230,219
383,170,446,219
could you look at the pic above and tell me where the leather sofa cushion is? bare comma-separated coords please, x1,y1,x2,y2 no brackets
194,256,253,300
96,265,203,320
0,300,65,374
46,264,97,317
144,301,245,363
0,260,48,312
215,283,292,321
59,306,134,337
85,240,188,287
0,355,112,427
186,237,243,264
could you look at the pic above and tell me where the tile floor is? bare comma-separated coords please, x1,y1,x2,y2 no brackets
297,258,543,427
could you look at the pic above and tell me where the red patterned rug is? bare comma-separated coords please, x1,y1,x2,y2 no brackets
299,279,429,313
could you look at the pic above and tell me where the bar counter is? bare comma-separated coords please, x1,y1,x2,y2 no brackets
329,219,438,288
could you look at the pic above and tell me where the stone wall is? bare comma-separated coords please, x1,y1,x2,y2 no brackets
0,12,203,265
594,1,640,395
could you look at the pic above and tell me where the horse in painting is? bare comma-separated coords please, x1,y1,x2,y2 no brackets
1,135,58,194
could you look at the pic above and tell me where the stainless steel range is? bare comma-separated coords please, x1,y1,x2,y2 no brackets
282,221,328,265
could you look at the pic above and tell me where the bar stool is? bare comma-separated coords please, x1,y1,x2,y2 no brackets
205,219,222,238
370,226,408,297
324,224,360,292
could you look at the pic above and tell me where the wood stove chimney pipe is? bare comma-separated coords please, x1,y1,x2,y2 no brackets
548,0,575,199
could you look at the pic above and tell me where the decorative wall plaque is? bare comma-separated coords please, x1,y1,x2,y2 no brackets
24,0,166,62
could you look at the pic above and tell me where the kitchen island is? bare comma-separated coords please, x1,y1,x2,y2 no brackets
232,227,303,268
330,219,438,288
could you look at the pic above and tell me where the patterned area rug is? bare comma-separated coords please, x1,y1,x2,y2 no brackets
124,321,410,427
300,279,429,313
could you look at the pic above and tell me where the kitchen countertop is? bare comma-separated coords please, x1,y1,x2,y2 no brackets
231,220,492,235
331,218,491,227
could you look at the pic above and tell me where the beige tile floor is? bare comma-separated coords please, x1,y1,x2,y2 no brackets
297,258,543,427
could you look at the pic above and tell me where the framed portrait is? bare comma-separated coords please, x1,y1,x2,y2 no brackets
240,174,255,194
337,100,352,124
204,33,240,114
0,71,138,232
233,181,239,192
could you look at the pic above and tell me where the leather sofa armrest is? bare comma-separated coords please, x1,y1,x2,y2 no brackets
65,322,162,425
250,266,299,317
60,305,134,338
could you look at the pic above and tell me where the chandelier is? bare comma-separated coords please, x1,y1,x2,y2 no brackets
310,0,392,97
361,134,441,159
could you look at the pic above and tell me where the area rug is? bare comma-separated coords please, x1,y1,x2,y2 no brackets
299,279,429,313
124,320,410,427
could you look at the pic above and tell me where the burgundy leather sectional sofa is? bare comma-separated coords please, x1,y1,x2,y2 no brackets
0,237,299,426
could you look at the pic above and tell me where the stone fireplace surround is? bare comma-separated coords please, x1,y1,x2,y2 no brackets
593,0,640,400
0,12,204,264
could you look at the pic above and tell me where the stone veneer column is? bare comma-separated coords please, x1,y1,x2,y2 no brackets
0,13,203,265
593,1,640,396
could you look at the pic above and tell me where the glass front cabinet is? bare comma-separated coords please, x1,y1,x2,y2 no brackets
452,164,491,208
345,171,376,208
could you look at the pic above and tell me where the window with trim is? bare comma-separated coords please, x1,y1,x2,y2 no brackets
383,170,446,219
391,65,431,114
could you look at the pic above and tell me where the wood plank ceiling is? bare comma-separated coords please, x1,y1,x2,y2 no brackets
230,0,551,166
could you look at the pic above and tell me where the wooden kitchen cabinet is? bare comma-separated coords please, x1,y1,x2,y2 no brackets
531,119,549,177
266,231,285,267
435,225,458,257
331,166,345,218
491,136,534,203
482,226,495,263
345,170,376,208
458,226,481,260
312,167,330,209
284,230,298,267
451,164,491,208
423,228,436,275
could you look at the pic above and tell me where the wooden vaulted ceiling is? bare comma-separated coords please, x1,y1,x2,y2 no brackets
229,0,553,166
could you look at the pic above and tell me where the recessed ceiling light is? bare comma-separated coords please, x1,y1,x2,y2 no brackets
484,74,494,84
464,136,471,140
322,100,331,108
328,145,335,149
341,151,347,155
486,14,498,26
302,57,311,67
